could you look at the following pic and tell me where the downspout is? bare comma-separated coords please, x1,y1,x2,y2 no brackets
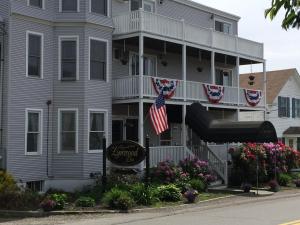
46,100,52,177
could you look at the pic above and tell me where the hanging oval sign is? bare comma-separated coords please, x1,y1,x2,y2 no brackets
107,141,146,167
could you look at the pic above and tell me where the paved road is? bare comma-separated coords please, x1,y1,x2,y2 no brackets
2,191,300,225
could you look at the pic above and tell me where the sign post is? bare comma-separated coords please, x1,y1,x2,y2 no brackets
145,135,150,188
102,137,107,191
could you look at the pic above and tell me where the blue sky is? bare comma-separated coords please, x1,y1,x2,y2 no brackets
194,0,300,73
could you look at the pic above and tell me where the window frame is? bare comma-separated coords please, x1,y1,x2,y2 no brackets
59,0,80,12
278,96,290,118
129,51,157,76
58,36,79,81
27,0,45,9
26,31,44,79
25,108,43,156
215,67,233,87
293,98,300,118
89,0,109,17
58,108,79,154
88,37,109,82
129,0,156,13
214,18,233,35
88,109,108,153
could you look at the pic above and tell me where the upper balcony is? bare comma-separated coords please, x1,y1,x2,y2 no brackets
113,10,264,61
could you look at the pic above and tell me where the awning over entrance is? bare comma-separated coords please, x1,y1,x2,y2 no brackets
283,127,300,135
186,103,278,143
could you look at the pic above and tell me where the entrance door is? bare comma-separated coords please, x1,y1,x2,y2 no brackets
125,119,138,142
112,120,124,143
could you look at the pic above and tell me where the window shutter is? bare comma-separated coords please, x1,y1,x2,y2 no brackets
292,98,296,118
278,96,282,117
287,97,291,117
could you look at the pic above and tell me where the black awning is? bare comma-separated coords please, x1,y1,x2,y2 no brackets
186,103,278,143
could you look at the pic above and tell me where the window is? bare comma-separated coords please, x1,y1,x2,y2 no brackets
89,38,107,81
26,31,43,78
297,138,300,151
215,68,232,86
289,139,294,148
130,53,156,76
25,109,42,155
215,20,231,34
143,0,155,12
131,0,141,11
278,96,290,118
26,181,44,192
90,0,107,16
60,0,79,12
58,109,78,153
28,0,44,8
89,110,107,152
59,36,79,81
292,98,300,118
160,129,171,146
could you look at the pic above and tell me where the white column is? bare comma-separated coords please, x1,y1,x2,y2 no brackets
263,60,267,121
211,51,215,84
236,56,240,121
182,44,187,147
139,34,144,146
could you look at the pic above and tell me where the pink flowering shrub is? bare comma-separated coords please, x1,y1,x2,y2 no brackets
151,160,180,184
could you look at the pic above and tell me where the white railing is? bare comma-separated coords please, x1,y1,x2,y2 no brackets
112,76,139,99
239,88,265,108
113,10,264,59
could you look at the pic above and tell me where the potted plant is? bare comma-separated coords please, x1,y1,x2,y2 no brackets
294,179,300,188
241,182,252,193
269,179,280,192
183,189,198,203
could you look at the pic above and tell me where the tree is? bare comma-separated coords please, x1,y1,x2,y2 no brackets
265,0,300,29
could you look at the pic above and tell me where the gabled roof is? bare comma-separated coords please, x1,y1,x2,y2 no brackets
283,127,300,135
240,68,298,104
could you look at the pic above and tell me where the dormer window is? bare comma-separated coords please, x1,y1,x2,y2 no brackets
215,20,231,34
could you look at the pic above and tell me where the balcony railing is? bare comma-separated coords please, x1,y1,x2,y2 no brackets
112,75,265,108
113,10,264,60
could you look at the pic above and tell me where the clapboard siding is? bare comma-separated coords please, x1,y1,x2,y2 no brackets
267,75,300,138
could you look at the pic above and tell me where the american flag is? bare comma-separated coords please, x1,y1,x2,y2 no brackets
149,93,169,135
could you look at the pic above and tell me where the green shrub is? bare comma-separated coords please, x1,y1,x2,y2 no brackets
0,170,19,193
129,183,159,206
50,193,67,210
156,184,182,202
75,196,96,207
102,188,134,210
278,173,292,186
76,185,104,203
188,179,206,192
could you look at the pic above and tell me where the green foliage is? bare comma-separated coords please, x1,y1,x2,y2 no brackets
277,173,293,186
75,185,104,203
188,179,206,192
75,196,96,207
265,0,300,29
49,193,67,210
156,184,182,202
129,183,159,206
150,160,180,184
102,188,134,210
0,170,19,193
107,169,140,190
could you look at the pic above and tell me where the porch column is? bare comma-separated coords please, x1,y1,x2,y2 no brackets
236,56,240,121
182,44,187,147
211,51,215,84
263,60,267,120
139,34,144,146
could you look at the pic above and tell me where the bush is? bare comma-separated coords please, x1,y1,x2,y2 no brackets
0,170,19,193
40,198,56,212
76,185,103,203
150,160,180,184
75,196,96,207
49,193,67,210
278,173,292,186
129,183,159,206
188,179,206,192
107,169,140,190
102,188,134,210
156,184,181,202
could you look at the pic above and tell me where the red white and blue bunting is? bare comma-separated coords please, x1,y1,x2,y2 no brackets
244,89,262,107
203,84,225,104
152,78,178,99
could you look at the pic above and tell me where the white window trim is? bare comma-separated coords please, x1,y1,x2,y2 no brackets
59,0,80,12
27,0,45,9
214,18,233,35
215,67,233,87
57,108,79,154
58,35,79,81
88,37,109,82
89,0,110,17
25,108,43,156
88,109,108,153
129,51,157,76
129,0,156,13
26,31,44,79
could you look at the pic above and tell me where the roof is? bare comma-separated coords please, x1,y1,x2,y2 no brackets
283,127,300,135
173,0,241,21
240,68,298,104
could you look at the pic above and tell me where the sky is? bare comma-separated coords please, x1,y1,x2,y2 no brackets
193,0,300,73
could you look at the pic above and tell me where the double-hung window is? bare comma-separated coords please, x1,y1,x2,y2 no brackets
28,0,44,8
215,20,231,34
26,31,43,78
25,109,42,155
90,0,107,16
215,68,232,86
58,109,78,153
292,98,300,118
59,36,79,81
89,110,107,152
89,38,107,81
278,96,290,118
60,0,79,12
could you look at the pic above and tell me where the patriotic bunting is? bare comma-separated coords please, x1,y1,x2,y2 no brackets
244,89,262,107
152,78,178,99
203,84,225,104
